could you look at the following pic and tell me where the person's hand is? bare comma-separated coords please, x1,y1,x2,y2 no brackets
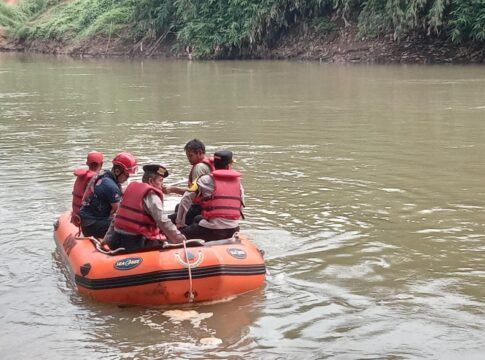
162,184,171,194
176,224,185,229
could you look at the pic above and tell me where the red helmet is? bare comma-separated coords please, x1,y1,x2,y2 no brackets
86,151,104,165
112,152,138,174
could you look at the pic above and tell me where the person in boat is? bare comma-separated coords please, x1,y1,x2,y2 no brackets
71,151,104,227
177,150,244,241
79,152,138,238
165,138,214,225
104,164,186,251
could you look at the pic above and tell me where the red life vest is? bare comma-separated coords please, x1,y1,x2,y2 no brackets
199,169,243,220
188,157,214,187
113,182,164,240
71,168,97,217
81,169,107,204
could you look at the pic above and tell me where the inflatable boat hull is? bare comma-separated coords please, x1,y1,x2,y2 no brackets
53,211,266,306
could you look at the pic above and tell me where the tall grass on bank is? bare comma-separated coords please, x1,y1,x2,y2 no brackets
12,0,135,41
0,2,26,30
2,0,485,57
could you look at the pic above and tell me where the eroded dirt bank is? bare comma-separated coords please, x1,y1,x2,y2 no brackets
1,24,484,63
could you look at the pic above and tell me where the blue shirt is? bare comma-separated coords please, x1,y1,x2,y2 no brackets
80,171,122,220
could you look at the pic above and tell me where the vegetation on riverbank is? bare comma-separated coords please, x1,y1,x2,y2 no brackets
1,0,485,62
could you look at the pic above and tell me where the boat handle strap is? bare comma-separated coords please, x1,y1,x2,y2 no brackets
162,239,205,248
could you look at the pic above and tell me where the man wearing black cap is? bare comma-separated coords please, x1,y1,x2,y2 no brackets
104,164,186,251
177,150,244,241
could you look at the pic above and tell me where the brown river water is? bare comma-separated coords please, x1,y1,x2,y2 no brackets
0,53,484,359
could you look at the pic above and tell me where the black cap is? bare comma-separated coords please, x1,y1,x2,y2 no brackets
213,150,233,169
142,164,169,178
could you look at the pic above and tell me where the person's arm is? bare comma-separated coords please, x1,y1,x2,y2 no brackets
239,184,245,206
175,191,197,227
165,163,211,195
110,202,119,215
103,220,115,244
192,162,211,180
197,175,215,197
163,185,187,196
144,194,186,243
98,177,122,216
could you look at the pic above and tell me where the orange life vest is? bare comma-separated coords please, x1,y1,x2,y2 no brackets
113,182,164,240
72,168,97,218
198,169,243,220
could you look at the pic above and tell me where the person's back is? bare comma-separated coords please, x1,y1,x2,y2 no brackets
80,170,121,220
180,150,244,241
80,152,137,238
71,151,103,226
198,168,242,227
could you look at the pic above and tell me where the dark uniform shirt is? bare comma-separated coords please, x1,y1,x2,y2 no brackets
80,171,122,220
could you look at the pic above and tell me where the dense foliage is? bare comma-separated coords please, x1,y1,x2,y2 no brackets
2,0,485,57
11,0,134,40
0,2,25,28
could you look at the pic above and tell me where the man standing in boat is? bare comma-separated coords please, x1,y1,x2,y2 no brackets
79,152,138,238
104,164,186,251
164,138,214,225
71,151,104,227
177,150,244,241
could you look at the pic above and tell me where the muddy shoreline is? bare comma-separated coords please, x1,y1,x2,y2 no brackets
1,25,485,64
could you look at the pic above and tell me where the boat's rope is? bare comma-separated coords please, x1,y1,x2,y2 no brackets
82,236,126,255
182,239,195,303
162,239,205,248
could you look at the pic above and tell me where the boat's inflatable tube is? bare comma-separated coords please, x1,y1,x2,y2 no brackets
53,211,266,306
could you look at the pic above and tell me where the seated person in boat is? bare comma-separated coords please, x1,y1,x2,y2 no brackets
164,138,214,226
104,164,186,251
177,150,244,241
71,151,104,227
79,152,138,238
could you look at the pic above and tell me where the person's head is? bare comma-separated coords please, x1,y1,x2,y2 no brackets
184,139,206,165
213,150,233,170
142,164,169,190
86,151,104,171
112,152,138,184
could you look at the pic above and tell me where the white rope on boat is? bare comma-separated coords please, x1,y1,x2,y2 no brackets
162,239,205,248
182,239,195,303
84,237,126,255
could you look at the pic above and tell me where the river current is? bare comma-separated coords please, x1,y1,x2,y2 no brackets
0,53,484,359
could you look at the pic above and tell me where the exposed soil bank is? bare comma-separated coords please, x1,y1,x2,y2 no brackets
269,25,485,64
1,24,485,63
0,27,13,51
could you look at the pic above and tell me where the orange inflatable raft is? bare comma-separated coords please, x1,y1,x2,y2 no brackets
53,211,266,306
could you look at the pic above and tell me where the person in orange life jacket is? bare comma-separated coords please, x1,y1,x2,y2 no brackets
178,150,244,241
79,152,138,239
104,164,186,251
71,151,104,227
165,139,214,225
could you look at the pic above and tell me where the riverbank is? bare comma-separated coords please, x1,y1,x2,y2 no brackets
1,23,485,63
0,26,13,51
